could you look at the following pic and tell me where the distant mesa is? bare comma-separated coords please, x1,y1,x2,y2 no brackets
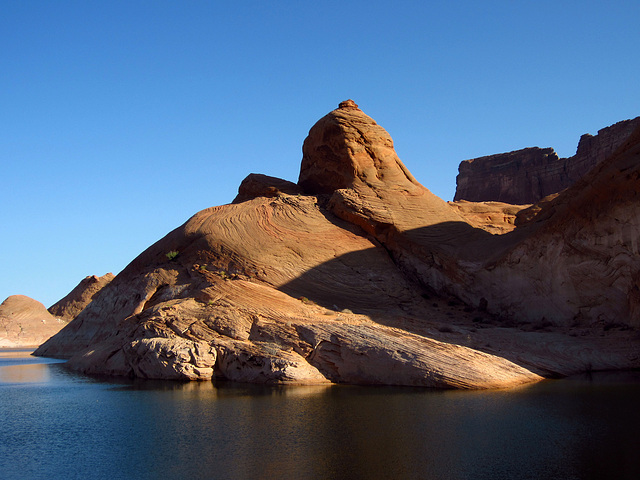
30,100,640,388
454,116,640,204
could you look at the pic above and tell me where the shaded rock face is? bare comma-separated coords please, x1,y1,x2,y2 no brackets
572,118,640,181
454,117,640,204
455,147,561,204
1,295,67,347
35,101,640,386
475,125,640,328
48,273,115,321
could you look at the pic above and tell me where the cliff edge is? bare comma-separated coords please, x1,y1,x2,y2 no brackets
454,117,640,204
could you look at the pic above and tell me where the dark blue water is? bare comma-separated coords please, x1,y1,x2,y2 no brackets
1,349,639,480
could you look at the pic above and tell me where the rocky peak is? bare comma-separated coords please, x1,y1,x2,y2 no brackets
338,99,360,109
298,100,420,194
570,117,640,181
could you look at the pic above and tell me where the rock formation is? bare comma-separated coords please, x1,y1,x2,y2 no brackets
48,273,115,321
1,295,67,347
34,101,640,387
472,125,640,327
233,174,302,204
454,117,640,204
448,200,527,235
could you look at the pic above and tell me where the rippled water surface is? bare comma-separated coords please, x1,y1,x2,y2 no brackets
1,349,639,480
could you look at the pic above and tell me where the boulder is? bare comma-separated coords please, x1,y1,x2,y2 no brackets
233,173,302,203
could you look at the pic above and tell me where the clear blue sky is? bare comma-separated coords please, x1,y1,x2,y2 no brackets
2,1,639,307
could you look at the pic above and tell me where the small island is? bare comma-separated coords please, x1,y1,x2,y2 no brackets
21,100,640,389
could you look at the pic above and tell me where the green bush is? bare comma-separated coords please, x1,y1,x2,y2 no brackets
166,250,179,261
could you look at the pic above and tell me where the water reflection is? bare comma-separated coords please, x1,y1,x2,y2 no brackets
0,348,35,358
0,363,53,383
1,350,639,480
0,349,66,384
114,377,331,395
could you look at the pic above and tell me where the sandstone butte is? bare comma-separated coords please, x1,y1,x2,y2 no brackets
34,100,640,389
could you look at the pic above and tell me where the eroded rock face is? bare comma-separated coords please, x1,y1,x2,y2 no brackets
1,295,67,347
34,101,640,386
37,190,541,387
48,273,115,321
454,117,640,204
299,100,487,260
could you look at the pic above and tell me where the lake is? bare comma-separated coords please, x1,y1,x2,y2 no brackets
1,348,639,480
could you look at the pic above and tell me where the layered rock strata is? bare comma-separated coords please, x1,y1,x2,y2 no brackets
35,101,640,386
454,116,640,204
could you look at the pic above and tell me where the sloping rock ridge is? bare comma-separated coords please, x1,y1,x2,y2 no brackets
35,101,640,387
454,116,640,204
1,295,67,347
48,273,115,321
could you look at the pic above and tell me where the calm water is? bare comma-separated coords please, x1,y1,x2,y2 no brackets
1,349,639,480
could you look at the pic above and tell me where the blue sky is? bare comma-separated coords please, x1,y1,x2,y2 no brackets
2,1,639,307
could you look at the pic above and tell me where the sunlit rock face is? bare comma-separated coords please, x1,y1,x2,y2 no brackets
454,116,640,204
299,99,422,195
34,101,640,385
1,295,67,347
